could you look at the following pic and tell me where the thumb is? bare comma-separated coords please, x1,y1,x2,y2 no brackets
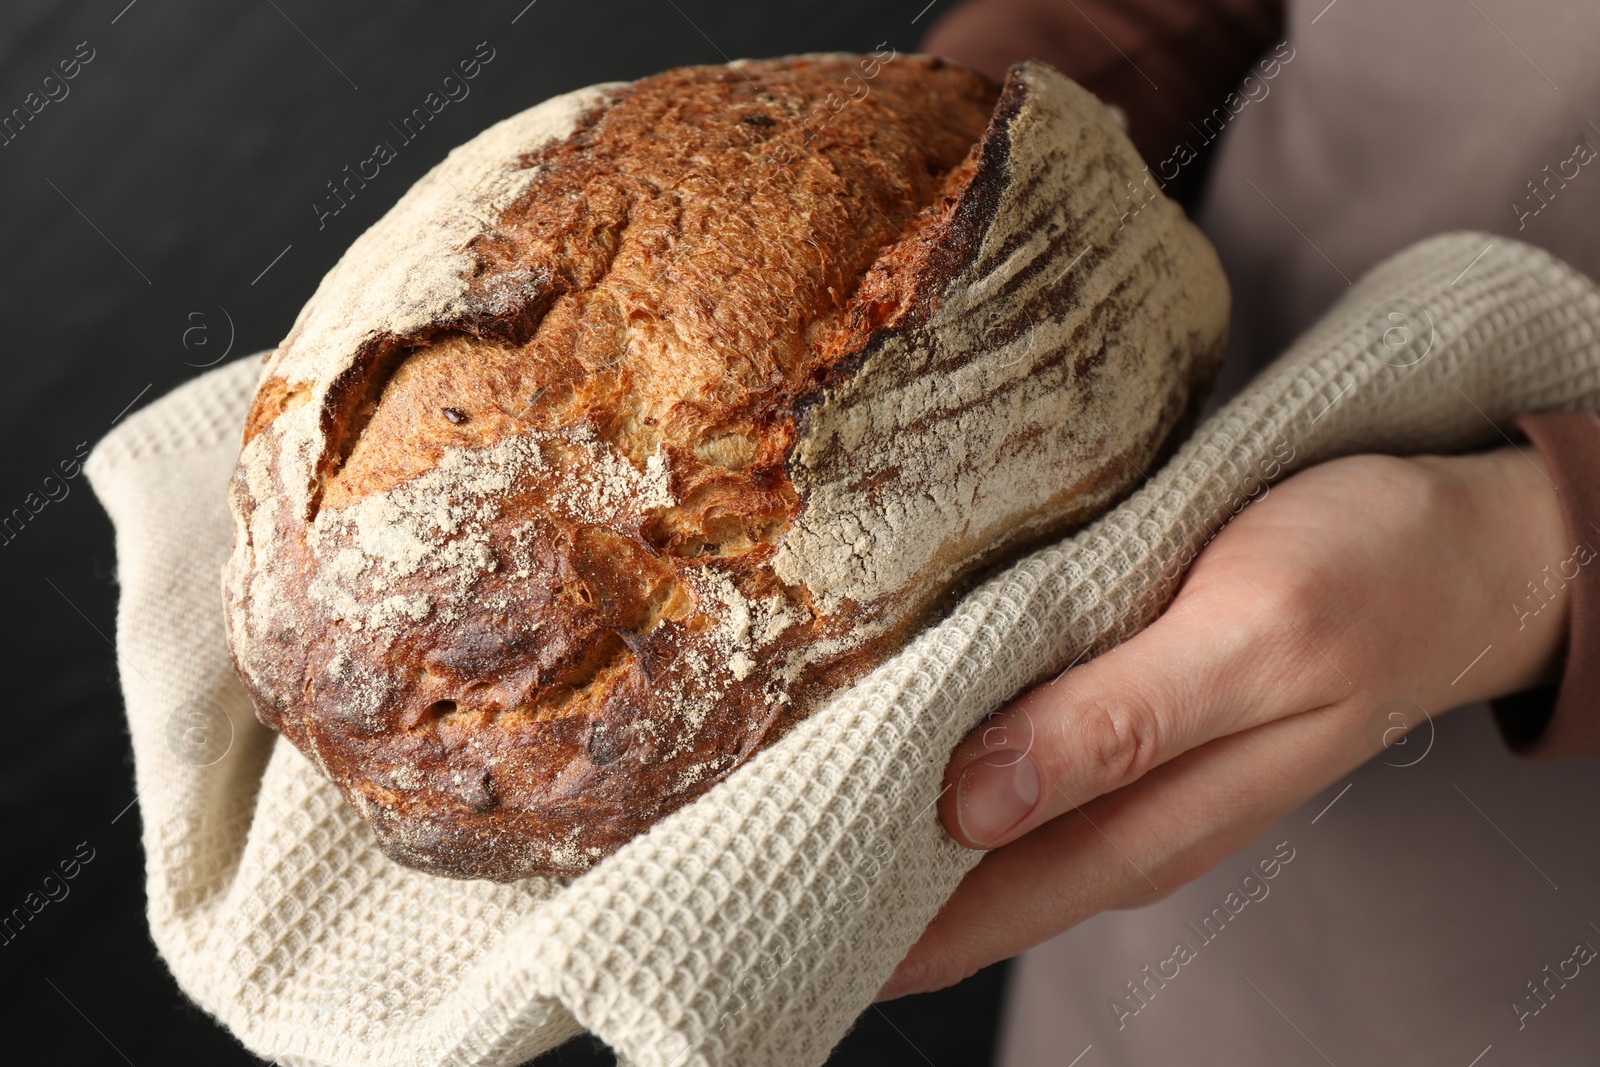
936,573,1347,849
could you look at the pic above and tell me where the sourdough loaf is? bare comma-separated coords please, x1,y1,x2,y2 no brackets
222,54,1229,880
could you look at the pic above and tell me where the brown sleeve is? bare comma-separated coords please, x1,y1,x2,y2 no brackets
1492,413,1600,758
919,0,1284,207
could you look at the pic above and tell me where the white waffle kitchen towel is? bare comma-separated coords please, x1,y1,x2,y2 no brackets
88,232,1600,1067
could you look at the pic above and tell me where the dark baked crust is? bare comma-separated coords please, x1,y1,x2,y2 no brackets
223,55,1229,880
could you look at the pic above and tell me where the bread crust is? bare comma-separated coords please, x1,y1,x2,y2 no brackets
223,55,1228,879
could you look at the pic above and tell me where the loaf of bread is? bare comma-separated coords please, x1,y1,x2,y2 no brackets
223,54,1228,880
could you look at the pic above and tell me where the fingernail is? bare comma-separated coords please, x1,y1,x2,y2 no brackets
955,751,1040,848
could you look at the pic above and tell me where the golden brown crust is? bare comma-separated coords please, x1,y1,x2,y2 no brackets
223,55,1229,880
314,57,998,509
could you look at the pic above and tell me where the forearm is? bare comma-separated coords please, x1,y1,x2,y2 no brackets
920,0,1284,206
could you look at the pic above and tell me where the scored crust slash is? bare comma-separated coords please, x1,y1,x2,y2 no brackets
222,53,1229,880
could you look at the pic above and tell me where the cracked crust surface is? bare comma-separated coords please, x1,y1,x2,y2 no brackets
223,55,1229,879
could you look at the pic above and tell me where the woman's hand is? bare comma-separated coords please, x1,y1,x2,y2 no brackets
879,447,1573,999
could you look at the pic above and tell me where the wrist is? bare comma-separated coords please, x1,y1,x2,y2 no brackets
1413,447,1571,704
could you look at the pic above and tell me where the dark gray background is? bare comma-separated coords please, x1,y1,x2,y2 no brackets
0,1,1008,1062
